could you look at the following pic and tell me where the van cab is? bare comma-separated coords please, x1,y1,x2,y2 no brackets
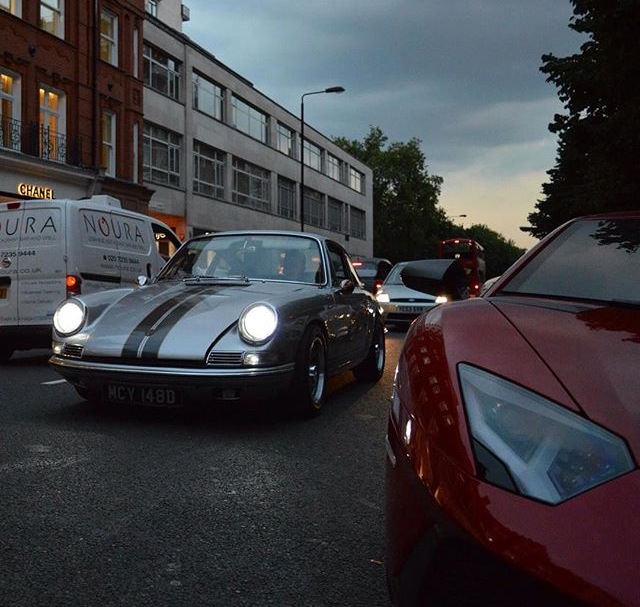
0,195,181,361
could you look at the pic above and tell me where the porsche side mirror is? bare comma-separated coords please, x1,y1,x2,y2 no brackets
400,259,470,301
338,278,355,294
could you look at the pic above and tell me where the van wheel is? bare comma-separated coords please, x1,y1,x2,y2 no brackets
353,320,385,382
0,346,14,363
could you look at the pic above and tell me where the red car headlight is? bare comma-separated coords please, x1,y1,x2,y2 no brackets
459,363,635,505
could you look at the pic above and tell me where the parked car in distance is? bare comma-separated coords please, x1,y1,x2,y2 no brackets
351,256,392,293
386,212,640,606
49,230,386,417
375,260,445,328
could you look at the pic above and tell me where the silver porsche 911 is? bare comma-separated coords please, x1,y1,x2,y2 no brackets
49,230,385,416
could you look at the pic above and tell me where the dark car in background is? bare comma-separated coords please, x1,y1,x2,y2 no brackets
49,230,386,417
352,256,392,293
386,213,640,606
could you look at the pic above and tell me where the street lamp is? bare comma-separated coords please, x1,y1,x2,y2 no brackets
300,86,345,231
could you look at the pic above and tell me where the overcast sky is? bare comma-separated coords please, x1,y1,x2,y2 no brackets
182,1,584,248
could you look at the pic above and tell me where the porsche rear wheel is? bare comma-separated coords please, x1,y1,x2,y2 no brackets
291,325,327,417
353,319,385,382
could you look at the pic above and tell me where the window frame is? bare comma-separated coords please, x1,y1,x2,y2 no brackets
193,140,225,199
100,9,118,66
0,70,20,151
39,84,66,162
232,157,271,211
277,176,296,219
101,110,116,176
143,122,181,187
349,207,366,240
143,43,181,101
192,71,223,121
231,95,269,143
40,0,64,38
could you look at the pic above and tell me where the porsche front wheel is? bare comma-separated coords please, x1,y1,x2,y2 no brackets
291,325,327,417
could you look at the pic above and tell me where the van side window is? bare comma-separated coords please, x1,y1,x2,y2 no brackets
152,222,181,260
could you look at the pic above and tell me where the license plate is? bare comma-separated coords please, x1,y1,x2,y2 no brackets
104,383,181,407
398,305,422,313
0,288,6,299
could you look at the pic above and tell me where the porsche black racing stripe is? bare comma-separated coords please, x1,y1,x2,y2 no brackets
122,286,219,358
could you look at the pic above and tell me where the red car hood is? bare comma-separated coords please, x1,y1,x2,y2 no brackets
492,297,640,457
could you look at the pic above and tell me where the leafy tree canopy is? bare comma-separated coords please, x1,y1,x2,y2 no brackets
525,0,640,239
335,126,525,276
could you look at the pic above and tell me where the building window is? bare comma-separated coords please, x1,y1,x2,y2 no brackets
143,44,181,100
349,167,365,193
231,95,268,143
276,122,295,157
327,154,342,182
232,158,270,211
303,139,322,171
143,122,181,186
40,0,63,38
39,85,65,162
303,188,323,228
101,111,116,176
1,0,20,16
0,71,20,151
277,176,296,219
193,140,225,199
192,72,223,120
146,0,158,16
350,207,366,239
99,10,118,65
328,198,343,233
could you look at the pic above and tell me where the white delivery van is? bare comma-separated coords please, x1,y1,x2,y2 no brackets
0,195,181,361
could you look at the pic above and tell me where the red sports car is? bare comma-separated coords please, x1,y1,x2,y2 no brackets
386,213,640,606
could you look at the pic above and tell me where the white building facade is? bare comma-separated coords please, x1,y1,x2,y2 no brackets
143,1,373,256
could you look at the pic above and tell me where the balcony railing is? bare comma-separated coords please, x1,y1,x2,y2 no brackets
0,116,90,168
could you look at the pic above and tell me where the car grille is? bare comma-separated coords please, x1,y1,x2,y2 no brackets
206,351,244,366
62,344,84,358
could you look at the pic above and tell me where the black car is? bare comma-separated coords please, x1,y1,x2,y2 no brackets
351,256,392,293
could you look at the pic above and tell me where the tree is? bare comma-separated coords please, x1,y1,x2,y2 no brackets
334,127,447,261
525,0,640,239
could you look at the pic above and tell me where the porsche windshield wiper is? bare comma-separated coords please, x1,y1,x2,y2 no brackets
183,276,249,285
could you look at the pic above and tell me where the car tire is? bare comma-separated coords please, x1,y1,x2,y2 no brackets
290,325,327,417
353,319,385,382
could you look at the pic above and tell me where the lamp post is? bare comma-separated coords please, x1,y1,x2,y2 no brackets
299,86,345,231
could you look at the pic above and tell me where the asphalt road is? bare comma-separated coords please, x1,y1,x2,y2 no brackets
0,332,405,607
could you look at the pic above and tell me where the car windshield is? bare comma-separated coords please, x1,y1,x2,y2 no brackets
157,233,325,284
501,217,640,305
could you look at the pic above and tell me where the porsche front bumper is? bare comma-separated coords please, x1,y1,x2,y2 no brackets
49,354,295,404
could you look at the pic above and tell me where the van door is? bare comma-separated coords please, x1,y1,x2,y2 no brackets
73,205,123,294
0,201,66,328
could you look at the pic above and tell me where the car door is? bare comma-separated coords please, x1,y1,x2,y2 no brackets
325,242,371,365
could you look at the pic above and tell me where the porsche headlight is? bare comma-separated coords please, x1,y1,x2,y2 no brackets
238,303,278,345
459,364,634,504
53,299,87,336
